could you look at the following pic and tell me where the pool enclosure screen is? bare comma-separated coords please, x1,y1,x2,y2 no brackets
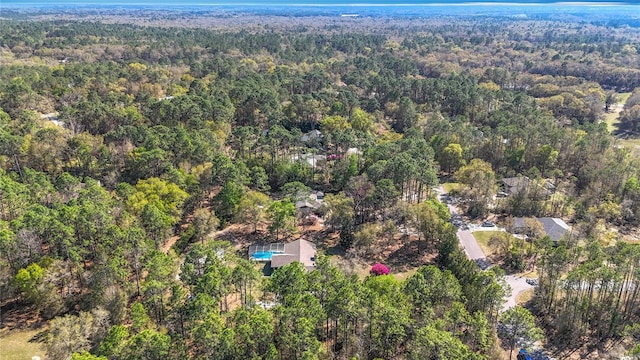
248,243,285,261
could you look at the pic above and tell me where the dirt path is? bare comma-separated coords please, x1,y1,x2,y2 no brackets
161,234,180,253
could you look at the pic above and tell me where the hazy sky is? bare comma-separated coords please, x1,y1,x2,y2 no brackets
2,0,636,4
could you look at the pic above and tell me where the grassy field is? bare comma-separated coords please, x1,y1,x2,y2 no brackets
0,327,46,360
472,231,507,257
516,288,535,306
616,138,640,153
604,92,630,131
613,137,640,157
442,182,461,193
603,93,640,156
619,92,632,103
605,110,621,133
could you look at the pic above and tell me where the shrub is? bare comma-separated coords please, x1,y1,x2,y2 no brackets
370,263,390,276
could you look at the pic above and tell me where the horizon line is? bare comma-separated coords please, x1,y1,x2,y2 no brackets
1,1,634,5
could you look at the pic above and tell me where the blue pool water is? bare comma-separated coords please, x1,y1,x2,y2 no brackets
252,251,280,260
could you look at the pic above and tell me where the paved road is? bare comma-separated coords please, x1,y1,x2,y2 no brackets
457,229,486,260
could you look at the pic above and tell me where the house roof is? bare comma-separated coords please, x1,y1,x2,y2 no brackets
514,217,570,242
270,239,316,270
541,218,569,242
502,176,531,194
295,200,321,210
301,130,323,142
502,176,554,197
309,191,324,201
291,153,326,168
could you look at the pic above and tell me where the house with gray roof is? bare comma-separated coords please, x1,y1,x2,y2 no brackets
502,176,532,196
295,200,322,216
513,217,570,242
270,239,317,271
501,176,554,199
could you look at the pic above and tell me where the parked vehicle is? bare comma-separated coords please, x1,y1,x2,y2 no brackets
481,221,496,227
475,258,492,270
517,349,532,360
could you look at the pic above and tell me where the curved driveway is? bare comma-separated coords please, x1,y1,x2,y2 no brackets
503,275,534,310
436,186,533,311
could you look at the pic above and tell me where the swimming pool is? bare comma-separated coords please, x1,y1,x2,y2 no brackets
251,251,282,261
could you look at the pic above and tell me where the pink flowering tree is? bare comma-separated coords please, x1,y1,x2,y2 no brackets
370,263,390,276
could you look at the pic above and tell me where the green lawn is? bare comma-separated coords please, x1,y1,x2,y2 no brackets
0,327,46,360
442,182,461,193
472,230,520,258
472,231,505,257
